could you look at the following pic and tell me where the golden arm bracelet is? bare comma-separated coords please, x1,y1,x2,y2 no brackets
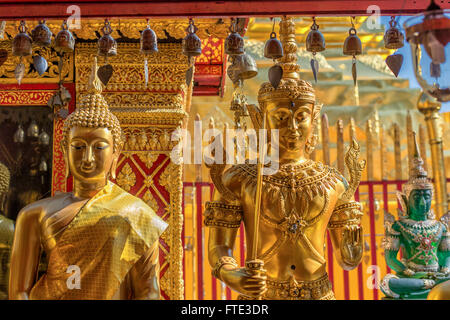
328,201,363,229
204,201,243,228
212,256,239,279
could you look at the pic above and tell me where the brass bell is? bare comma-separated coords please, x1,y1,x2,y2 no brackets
384,17,404,49
140,21,158,55
13,124,25,143
225,19,244,56
54,21,75,54
227,56,241,84
182,19,202,58
39,130,50,146
31,20,52,47
343,27,362,56
98,20,117,57
12,21,32,57
264,32,283,59
306,19,325,53
235,53,258,80
27,120,39,138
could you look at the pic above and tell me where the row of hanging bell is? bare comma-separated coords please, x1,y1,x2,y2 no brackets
140,19,158,87
384,16,404,77
96,19,117,86
10,20,75,84
264,18,283,89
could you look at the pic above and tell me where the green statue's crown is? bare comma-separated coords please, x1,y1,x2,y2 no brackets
403,131,433,198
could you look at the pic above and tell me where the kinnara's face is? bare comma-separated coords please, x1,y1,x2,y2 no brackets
266,100,313,156
67,127,116,185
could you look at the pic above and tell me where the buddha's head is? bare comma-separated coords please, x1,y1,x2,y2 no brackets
257,17,320,162
61,58,123,186
0,161,10,215
402,132,433,220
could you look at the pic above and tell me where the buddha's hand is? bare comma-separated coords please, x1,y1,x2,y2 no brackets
341,225,363,266
219,265,267,298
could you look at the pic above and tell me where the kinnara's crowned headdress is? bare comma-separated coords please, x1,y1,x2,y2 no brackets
62,57,123,152
256,17,320,153
402,131,434,198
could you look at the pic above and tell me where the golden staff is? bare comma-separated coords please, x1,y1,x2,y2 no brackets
245,110,266,299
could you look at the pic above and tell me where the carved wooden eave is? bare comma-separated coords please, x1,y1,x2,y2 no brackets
1,18,231,41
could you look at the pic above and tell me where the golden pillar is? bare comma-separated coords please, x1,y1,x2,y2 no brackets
417,92,448,218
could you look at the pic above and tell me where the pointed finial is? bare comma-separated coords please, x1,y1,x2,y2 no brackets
403,130,433,197
88,57,103,94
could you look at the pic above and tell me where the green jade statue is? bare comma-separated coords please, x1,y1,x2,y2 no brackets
381,132,450,299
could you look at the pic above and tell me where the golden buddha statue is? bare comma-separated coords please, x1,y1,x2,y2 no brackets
204,17,365,300
0,161,14,300
9,58,168,300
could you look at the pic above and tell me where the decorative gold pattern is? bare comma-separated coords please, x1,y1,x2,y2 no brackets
212,256,238,279
159,162,184,300
0,41,73,83
204,202,244,228
0,90,56,105
116,163,136,192
328,201,363,229
239,274,335,300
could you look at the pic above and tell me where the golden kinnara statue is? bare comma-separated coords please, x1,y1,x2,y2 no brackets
9,58,168,300
204,17,366,300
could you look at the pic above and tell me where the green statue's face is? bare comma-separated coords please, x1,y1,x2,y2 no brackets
408,189,432,220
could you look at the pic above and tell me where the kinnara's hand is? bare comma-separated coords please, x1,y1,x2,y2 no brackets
219,265,267,298
341,225,363,266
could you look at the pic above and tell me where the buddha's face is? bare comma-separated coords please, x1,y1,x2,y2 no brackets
408,189,432,220
66,127,118,185
266,100,313,157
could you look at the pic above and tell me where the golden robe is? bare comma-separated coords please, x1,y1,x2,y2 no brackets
29,181,167,300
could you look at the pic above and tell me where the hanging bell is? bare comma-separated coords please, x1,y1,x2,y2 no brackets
182,19,202,58
98,20,117,57
264,32,283,59
13,124,25,143
54,21,75,54
39,158,48,172
141,21,158,55
27,120,39,138
12,21,32,57
343,27,362,56
59,84,72,104
235,53,258,80
225,19,244,56
38,130,50,146
227,56,241,84
31,20,52,47
384,17,404,49
306,19,325,53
